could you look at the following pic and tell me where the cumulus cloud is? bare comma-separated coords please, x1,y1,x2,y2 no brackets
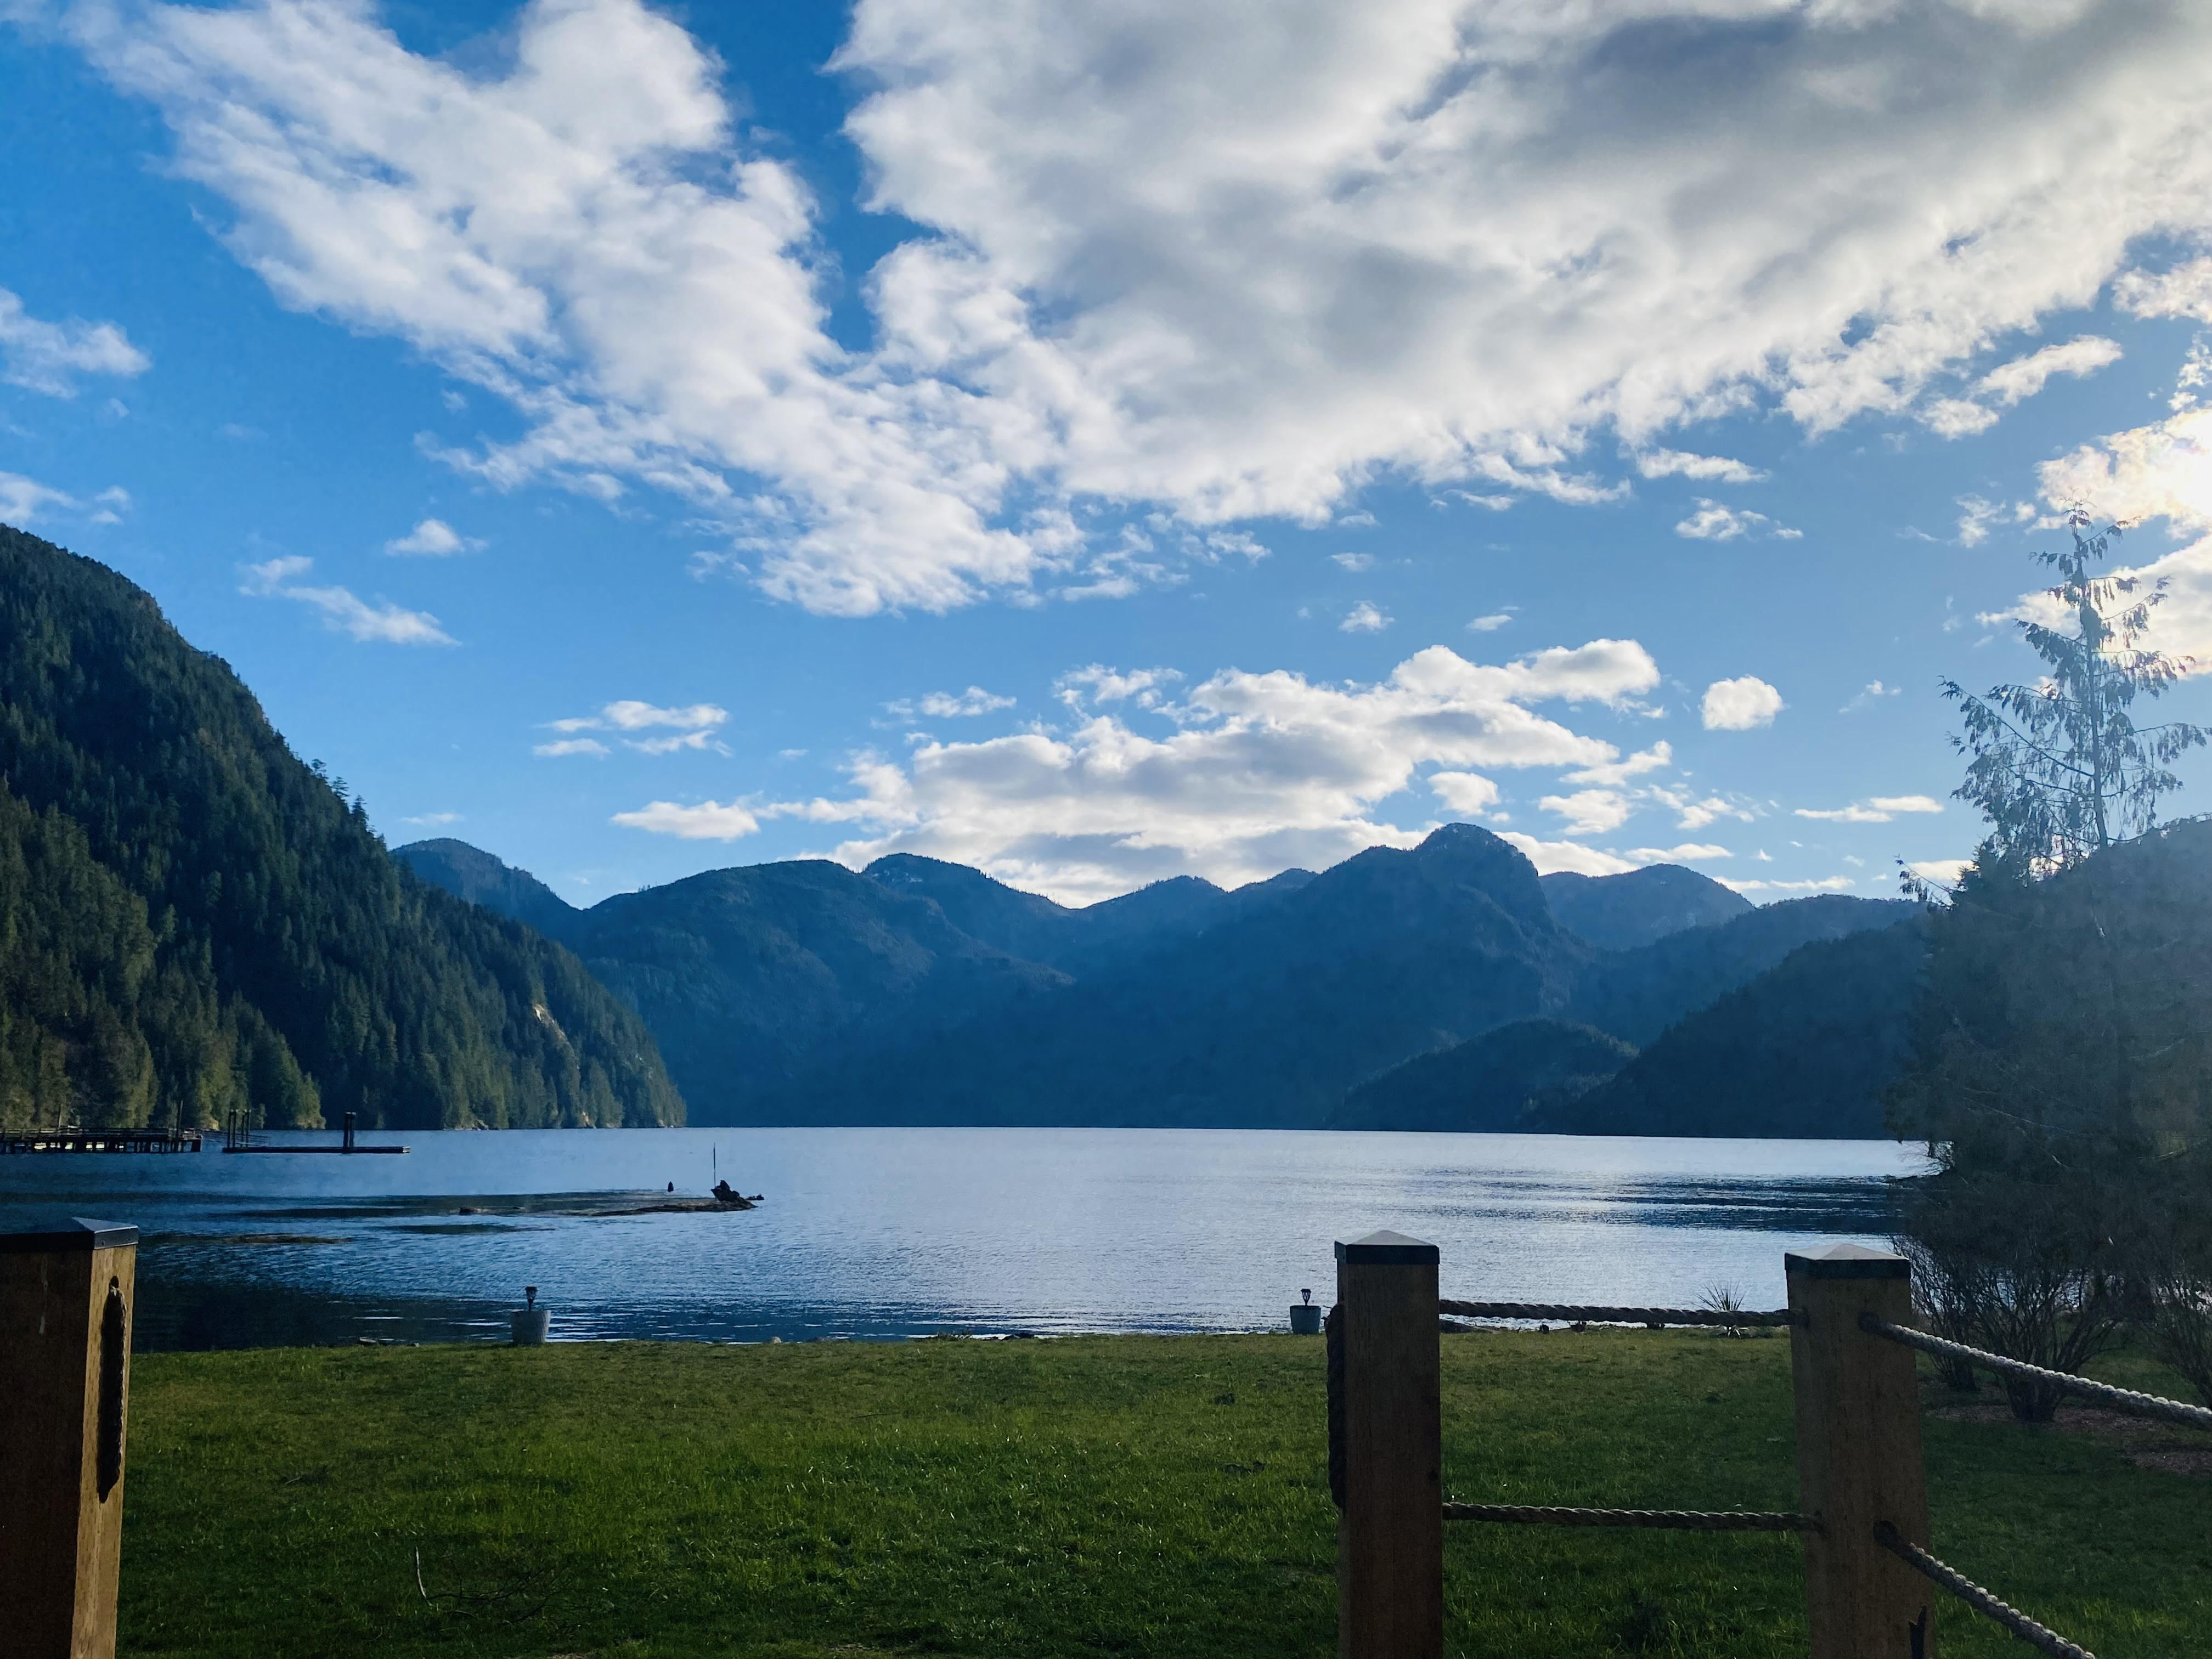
887,686,1017,719
610,799,761,839
1795,794,1943,823
385,517,483,556
1634,449,1764,484
1331,552,1375,572
1341,601,1391,634
1701,676,1784,730
66,0,2212,614
1906,857,1972,885
1467,612,1514,633
633,639,1663,902
0,288,149,396
239,555,456,644
1429,771,1501,816
2115,257,2212,323
1564,743,1673,788
1675,500,1802,541
544,699,731,755
1539,789,1633,837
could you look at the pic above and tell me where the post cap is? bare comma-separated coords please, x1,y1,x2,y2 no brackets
1784,1242,1908,1280
0,1214,139,1254
1335,1229,1440,1266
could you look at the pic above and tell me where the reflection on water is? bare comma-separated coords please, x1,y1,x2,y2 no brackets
0,1126,1926,1351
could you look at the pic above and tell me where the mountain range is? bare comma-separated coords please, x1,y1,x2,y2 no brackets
398,829,1923,1135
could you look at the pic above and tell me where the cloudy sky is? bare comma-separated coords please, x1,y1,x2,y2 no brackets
7,0,2212,905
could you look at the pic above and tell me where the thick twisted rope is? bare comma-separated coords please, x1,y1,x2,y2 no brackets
1859,1314,2212,1431
1445,1503,1815,1532
1872,1523,2095,1659
1441,1299,1792,1329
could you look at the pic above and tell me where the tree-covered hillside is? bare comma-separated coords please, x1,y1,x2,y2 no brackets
0,526,683,1132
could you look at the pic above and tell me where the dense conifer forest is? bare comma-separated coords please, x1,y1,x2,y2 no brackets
0,526,684,1133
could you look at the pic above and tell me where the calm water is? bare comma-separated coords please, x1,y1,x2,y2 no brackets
0,1127,1926,1350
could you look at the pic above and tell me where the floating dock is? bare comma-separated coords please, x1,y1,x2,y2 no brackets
0,1127,205,1155
223,1111,408,1155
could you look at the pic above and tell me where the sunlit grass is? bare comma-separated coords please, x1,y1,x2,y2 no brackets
119,1331,2210,1658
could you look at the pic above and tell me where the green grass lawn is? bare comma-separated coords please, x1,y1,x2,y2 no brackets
119,1331,2212,1658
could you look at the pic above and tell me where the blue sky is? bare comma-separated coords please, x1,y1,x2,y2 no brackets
7,0,2212,905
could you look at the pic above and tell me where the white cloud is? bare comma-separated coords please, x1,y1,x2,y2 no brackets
1701,676,1784,731
611,799,762,839
2039,407,2212,535
1633,449,1764,484
1926,335,2125,438
1922,397,2000,438
1645,783,1757,831
71,0,2212,614
238,555,456,645
1720,875,1859,894
888,686,1017,719
0,288,149,396
1795,794,1942,823
545,699,731,755
385,517,483,556
1056,665,1182,709
735,639,1659,902
1840,679,1904,712
1539,788,1632,837
1978,336,2123,406
1497,834,1636,878
0,472,78,524
1627,843,1731,864
2116,257,2212,324
401,811,462,827
1429,770,1501,816
1331,552,1375,572
534,737,612,758
1675,499,1802,542
1467,612,1514,633
1341,601,1391,634
1565,743,1673,788
1953,494,2034,546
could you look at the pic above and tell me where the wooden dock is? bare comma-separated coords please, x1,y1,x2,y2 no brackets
222,1110,407,1155
0,1127,205,1154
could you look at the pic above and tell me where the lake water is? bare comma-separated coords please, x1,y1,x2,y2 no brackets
0,1127,1927,1350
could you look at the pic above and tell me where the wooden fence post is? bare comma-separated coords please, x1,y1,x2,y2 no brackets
0,1215,140,1659
1335,1229,1442,1659
1787,1243,1933,1659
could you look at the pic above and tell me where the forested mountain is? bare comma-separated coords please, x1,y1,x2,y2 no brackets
1331,1019,1635,1132
0,526,682,1132
393,837,581,943
1536,918,1929,1137
1540,865,1751,950
1565,894,1917,1046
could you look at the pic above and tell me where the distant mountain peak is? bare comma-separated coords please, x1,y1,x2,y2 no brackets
1541,862,1752,951
393,838,579,941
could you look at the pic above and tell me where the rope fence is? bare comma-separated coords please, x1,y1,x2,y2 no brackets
1438,1298,1792,1329
1444,1503,1816,1532
1874,1523,2097,1659
1326,1233,2194,1659
1859,1314,2212,1432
